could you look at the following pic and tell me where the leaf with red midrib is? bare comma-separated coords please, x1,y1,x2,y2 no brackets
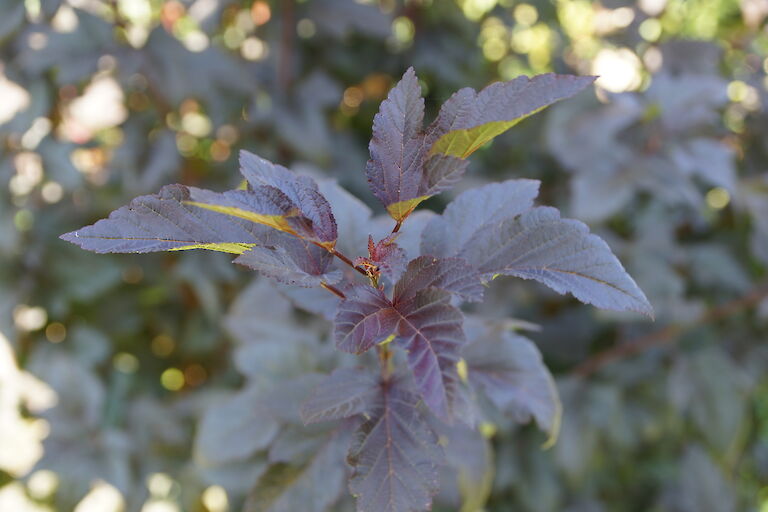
334,286,399,354
392,288,465,420
393,256,484,304
348,376,442,512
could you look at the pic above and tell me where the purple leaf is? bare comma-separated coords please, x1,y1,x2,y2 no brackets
426,74,596,158
365,67,429,222
245,428,350,512
420,153,469,197
240,152,338,242
365,71,592,222
194,386,280,466
393,289,466,420
240,150,317,194
463,320,560,439
459,206,654,316
300,367,381,424
188,184,337,245
334,286,399,354
234,232,340,287
60,184,268,254
421,179,541,257
348,376,442,512
428,419,493,509
393,256,484,304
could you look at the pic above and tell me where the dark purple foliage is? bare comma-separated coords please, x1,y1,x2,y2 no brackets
61,67,651,512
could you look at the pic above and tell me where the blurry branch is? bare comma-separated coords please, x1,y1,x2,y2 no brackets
573,280,768,378
278,0,295,92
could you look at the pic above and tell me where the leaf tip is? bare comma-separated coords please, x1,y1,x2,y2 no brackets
541,399,562,450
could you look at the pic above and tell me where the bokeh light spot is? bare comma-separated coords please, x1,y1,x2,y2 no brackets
13,305,47,332
706,187,730,209
113,352,140,374
45,323,67,344
151,335,176,357
161,368,185,391
202,485,228,512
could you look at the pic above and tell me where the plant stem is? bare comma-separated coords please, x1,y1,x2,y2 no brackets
572,280,768,377
320,281,346,299
378,344,393,381
392,220,402,234
278,0,295,92
328,247,369,277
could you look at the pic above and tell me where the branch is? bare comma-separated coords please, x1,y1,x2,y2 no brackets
327,246,369,277
572,281,768,378
278,0,295,92
320,281,346,299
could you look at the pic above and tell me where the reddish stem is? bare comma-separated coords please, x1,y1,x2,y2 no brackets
328,247,369,277
320,282,346,299
572,280,768,378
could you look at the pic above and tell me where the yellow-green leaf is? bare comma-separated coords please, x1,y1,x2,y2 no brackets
385,195,429,222
168,242,255,254
430,112,543,159
184,201,299,235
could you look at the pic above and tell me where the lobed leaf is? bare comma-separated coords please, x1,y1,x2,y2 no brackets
234,232,340,287
194,387,279,466
300,367,381,424
426,74,596,159
428,420,494,512
392,289,466,420
422,180,650,315
60,184,267,254
393,256,484,304
245,429,349,512
421,179,541,257
348,376,443,512
366,71,592,223
420,153,469,197
365,67,428,222
458,206,653,316
463,320,561,442
239,150,338,243
187,185,336,245
334,286,399,354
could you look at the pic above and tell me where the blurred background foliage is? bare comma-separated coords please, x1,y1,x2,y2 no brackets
1,0,767,510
